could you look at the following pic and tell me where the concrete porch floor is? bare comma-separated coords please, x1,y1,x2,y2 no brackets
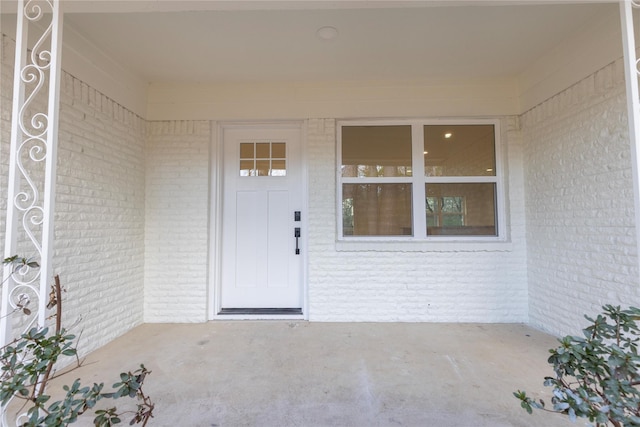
50,322,574,427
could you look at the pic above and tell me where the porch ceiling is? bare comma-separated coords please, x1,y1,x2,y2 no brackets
59,1,614,86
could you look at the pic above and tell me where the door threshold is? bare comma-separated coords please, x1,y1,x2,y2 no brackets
219,308,303,315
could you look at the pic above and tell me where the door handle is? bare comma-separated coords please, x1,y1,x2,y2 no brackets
294,227,301,255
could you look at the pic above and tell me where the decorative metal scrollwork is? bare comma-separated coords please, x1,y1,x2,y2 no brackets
1,0,62,425
4,0,55,334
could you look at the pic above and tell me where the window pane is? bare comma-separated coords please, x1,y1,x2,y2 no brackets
426,183,496,236
342,184,412,236
256,143,270,159
240,160,254,176
272,142,286,158
271,159,286,176
424,125,495,177
240,143,254,159
256,160,270,176
342,125,413,177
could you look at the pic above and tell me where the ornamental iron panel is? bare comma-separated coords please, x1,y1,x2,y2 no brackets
1,0,63,424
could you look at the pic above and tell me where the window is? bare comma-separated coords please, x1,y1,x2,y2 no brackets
240,142,286,176
338,120,502,240
341,125,413,236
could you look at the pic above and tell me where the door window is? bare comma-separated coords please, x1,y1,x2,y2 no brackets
240,142,286,176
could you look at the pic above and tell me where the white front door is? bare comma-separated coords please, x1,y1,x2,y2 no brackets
220,125,304,313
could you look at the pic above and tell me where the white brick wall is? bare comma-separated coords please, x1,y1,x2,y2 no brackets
144,121,210,322
1,34,146,355
521,58,640,337
306,118,529,322
5,28,639,339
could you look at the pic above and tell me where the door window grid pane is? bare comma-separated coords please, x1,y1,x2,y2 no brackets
240,142,287,177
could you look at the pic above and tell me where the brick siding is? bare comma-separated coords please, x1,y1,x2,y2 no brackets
521,58,640,336
3,29,639,349
306,118,529,322
1,34,146,355
144,121,210,322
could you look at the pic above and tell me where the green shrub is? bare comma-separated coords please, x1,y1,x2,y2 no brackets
515,305,640,427
0,256,154,426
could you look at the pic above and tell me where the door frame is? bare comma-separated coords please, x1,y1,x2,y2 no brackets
208,121,309,320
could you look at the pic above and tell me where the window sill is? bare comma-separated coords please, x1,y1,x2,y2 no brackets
335,239,513,252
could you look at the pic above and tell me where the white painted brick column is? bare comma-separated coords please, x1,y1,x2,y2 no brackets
522,58,640,336
145,121,210,322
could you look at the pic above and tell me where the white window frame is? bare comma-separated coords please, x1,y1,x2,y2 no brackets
336,118,506,243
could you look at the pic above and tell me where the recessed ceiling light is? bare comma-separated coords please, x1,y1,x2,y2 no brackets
444,132,453,139
423,151,428,155
486,168,494,172
317,26,339,41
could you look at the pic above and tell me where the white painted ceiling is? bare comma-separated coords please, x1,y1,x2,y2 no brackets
60,2,615,85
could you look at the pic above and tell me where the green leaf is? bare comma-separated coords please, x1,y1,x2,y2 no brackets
3,255,18,264
520,400,533,414
36,394,51,404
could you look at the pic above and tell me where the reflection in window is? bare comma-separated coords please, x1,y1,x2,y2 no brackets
339,120,500,239
342,126,412,177
424,125,495,177
342,184,412,236
426,183,496,236
240,142,286,176
427,196,465,227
